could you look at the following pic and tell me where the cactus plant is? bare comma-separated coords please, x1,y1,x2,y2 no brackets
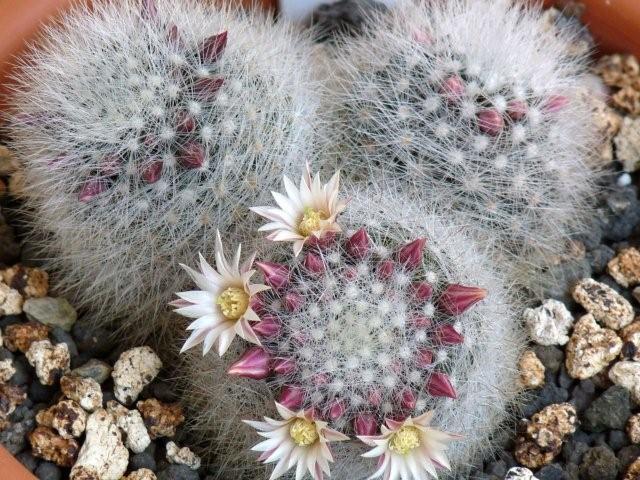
176,168,525,479
324,0,600,296
7,0,317,341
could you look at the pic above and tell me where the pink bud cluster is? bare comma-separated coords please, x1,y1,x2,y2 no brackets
224,229,487,437
78,1,228,203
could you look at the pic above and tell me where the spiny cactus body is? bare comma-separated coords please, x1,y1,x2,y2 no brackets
178,181,525,479
325,0,599,296
8,0,317,342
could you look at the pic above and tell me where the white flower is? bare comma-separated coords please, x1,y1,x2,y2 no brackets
251,165,347,256
172,231,269,356
358,412,460,480
244,402,349,480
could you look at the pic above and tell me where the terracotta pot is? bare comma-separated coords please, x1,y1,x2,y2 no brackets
0,445,36,480
543,0,640,58
0,0,276,100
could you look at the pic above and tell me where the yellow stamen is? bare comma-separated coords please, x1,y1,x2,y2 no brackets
389,426,421,455
298,207,327,237
216,287,249,320
289,418,319,447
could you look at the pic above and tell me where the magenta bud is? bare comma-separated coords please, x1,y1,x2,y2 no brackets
354,414,378,436
252,315,280,338
284,292,303,312
391,360,402,374
441,75,465,102
377,260,394,280
249,294,265,315
200,31,228,63
477,109,504,136
141,0,158,20
544,95,569,113
194,78,224,100
307,231,336,249
412,30,431,44
141,160,163,184
346,228,371,259
178,142,205,169
426,372,457,399
78,178,108,202
168,24,181,46
396,238,426,269
412,282,433,302
417,348,433,368
411,315,432,328
437,284,487,316
368,389,382,407
227,347,271,380
507,99,527,120
279,385,304,410
292,331,307,345
177,111,196,133
255,261,290,290
344,267,358,281
434,325,464,345
313,373,329,386
328,400,346,421
303,252,325,274
399,389,417,410
273,358,295,375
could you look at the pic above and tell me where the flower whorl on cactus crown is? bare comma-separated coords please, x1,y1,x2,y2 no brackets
175,168,507,479
8,0,316,340
326,0,599,295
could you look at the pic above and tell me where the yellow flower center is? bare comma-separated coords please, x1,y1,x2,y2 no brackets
298,207,327,237
389,426,421,455
289,418,319,447
216,287,249,320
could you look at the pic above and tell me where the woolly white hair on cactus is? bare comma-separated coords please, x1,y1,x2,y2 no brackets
7,0,317,342
324,0,599,297
176,169,525,479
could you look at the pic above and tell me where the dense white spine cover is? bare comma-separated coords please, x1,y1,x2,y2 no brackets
7,0,318,341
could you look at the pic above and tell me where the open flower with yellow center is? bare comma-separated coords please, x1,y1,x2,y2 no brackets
358,412,460,480
244,402,349,480
172,231,269,356
251,165,347,256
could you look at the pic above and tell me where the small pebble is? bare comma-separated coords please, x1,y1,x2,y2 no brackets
3,321,50,353
112,346,162,404
166,441,201,470
28,425,79,467
70,358,112,384
572,278,634,330
35,399,87,439
26,340,70,386
609,360,640,402
583,386,632,432
137,398,184,439
565,314,622,379
34,461,62,480
0,282,24,315
608,247,640,288
504,467,538,479
518,350,545,389
60,374,102,412
523,299,574,346
157,465,200,480
579,445,619,480
24,297,77,332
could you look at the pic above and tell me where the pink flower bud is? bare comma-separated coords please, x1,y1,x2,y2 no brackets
399,389,417,410
368,389,382,407
396,238,426,269
354,414,378,436
426,372,457,399
78,178,108,202
307,231,336,249
544,95,569,113
227,347,271,380
346,228,371,259
313,373,329,386
273,358,295,375
303,252,325,274
279,385,304,410
249,294,265,315
168,24,181,46
178,141,205,169
412,30,432,44
434,324,464,345
412,282,433,302
141,160,163,184
141,0,158,20
507,99,527,120
441,75,465,102
377,260,394,280
328,400,346,421
417,348,433,368
284,292,303,312
477,109,504,136
437,284,487,316
252,315,280,338
100,155,121,176
344,267,358,281
255,261,289,290
411,315,431,328
194,78,224,100
177,111,196,133
200,31,228,63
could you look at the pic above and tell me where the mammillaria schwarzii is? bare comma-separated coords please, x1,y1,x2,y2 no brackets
325,0,599,296
7,0,316,341
176,168,525,479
